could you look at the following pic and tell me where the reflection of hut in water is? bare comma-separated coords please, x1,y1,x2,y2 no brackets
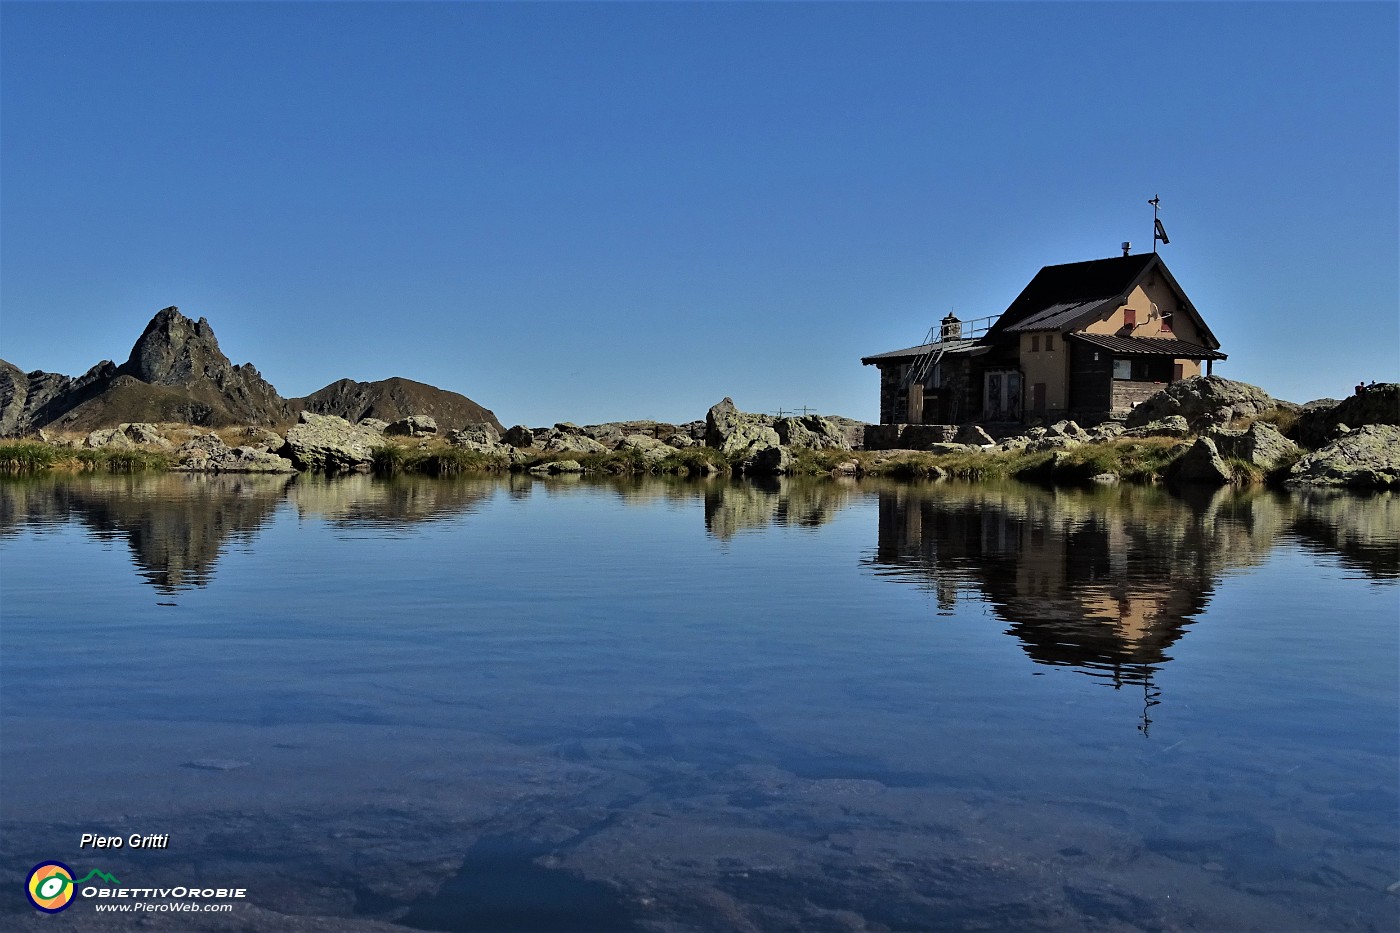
867,486,1226,696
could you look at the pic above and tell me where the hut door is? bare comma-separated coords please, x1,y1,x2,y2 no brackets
984,371,1022,420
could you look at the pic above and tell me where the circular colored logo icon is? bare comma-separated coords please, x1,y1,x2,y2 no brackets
27,861,76,913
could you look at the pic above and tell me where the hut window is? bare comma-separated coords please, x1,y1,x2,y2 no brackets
1045,334,1055,351
1030,335,1040,352
1113,359,1133,380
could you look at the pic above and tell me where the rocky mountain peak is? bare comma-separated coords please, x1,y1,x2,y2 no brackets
123,306,228,387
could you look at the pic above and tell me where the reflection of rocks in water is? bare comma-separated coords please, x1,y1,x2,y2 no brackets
1,474,290,593
868,483,1290,691
704,477,859,540
285,474,496,527
1288,490,1399,580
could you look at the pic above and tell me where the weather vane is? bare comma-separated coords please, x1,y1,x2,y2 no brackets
1149,195,1169,253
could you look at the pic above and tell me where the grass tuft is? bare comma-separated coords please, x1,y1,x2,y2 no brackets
0,442,171,474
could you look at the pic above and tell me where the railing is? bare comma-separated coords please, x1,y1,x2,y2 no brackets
903,314,997,388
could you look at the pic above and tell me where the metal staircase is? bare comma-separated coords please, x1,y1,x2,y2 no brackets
901,314,996,389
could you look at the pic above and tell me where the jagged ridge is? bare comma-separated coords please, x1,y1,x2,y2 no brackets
0,307,499,436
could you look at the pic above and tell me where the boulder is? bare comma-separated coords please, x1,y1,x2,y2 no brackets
358,418,389,433
1206,421,1299,472
529,459,584,475
119,422,172,448
172,433,294,473
281,411,381,472
239,426,285,451
541,431,608,454
174,432,227,460
1285,424,1400,489
1125,376,1277,430
705,398,780,457
1027,435,1082,453
774,415,851,451
84,427,134,450
208,446,295,473
955,424,997,446
1045,420,1089,441
742,444,793,476
447,431,525,463
619,434,677,464
384,415,438,437
1088,422,1126,442
450,423,502,446
1290,383,1399,449
665,433,699,449
1123,415,1192,439
825,416,870,450
501,425,536,448
1090,473,1120,484
81,423,174,450
1173,437,1233,485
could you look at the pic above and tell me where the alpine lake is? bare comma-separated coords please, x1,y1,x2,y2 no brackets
1,472,1396,932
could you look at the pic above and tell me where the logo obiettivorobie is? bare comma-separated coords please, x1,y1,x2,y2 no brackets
25,861,120,913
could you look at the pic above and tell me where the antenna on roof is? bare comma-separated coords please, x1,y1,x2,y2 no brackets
1149,195,1169,252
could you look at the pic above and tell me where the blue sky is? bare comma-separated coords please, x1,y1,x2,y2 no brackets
2,2,1396,426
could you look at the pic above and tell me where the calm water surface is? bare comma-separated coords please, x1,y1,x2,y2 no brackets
1,473,1396,932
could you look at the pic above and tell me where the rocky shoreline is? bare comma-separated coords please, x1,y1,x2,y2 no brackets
3,378,1397,490
4,306,1394,489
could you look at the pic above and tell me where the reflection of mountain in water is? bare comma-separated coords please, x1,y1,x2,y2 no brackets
286,475,496,528
0,474,498,593
1,474,291,592
867,484,1291,695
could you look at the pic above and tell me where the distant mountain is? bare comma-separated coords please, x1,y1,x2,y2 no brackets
0,307,499,436
293,377,503,433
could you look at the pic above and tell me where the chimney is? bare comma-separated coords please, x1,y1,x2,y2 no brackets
1121,241,1132,257
941,312,962,340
